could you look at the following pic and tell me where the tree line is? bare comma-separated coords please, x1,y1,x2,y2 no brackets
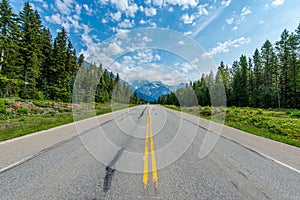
158,22,300,109
0,0,140,104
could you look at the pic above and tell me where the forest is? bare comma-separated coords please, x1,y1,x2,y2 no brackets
158,23,300,109
0,0,141,104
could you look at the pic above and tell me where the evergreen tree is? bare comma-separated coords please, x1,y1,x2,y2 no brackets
19,2,43,99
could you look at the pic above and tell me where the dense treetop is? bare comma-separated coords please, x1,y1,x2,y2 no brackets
158,22,300,109
0,1,141,104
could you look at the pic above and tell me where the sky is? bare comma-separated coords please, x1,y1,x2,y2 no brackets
10,0,300,85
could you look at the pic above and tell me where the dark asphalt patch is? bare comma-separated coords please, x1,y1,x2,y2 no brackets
103,148,124,194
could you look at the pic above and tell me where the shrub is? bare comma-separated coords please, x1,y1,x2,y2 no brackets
290,110,300,118
17,108,29,115
0,107,6,114
0,99,6,108
257,109,263,115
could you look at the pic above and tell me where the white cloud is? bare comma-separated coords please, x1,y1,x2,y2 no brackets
75,4,81,16
226,17,234,24
143,36,152,42
198,4,208,15
118,19,135,28
221,0,231,7
164,0,198,9
83,4,93,15
184,31,192,36
106,42,124,55
168,7,174,12
181,13,195,24
125,3,138,17
259,20,265,24
241,6,252,17
45,13,63,24
100,0,138,17
178,40,185,45
264,4,269,9
110,11,122,21
271,0,284,7
54,0,74,15
102,18,108,24
202,37,251,57
150,22,157,27
232,26,238,31
153,0,163,7
144,7,157,16
139,19,146,25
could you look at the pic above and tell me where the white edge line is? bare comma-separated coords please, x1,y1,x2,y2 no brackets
0,155,35,174
0,106,140,172
257,151,300,174
165,107,300,174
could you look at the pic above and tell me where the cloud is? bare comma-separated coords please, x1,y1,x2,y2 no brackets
198,4,208,15
106,42,124,56
184,31,192,36
226,17,234,24
83,4,93,15
144,7,157,16
118,19,135,28
231,26,238,31
221,0,231,7
178,40,185,45
54,0,75,15
241,6,252,17
45,13,63,24
110,11,122,21
153,0,163,7
164,0,198,9
271,0,284,7
181,13,195,24
259,20,265,24
202,37,251,57
168,7,174,12
99,0,138,17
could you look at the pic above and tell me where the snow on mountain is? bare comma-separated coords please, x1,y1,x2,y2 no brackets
130,80,185,102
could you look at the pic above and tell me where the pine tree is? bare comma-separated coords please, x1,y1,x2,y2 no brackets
19,2,43,99
253,49,263,107
38,28,53,99
276,29,292,108
0,0,21,97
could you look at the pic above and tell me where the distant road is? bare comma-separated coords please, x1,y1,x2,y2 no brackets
1,105,300,199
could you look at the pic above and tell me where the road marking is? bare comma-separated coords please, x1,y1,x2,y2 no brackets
143,115,149,189
149,115,158,188
143,105,159,189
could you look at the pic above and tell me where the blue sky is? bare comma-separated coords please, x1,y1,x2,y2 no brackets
10,0,300,85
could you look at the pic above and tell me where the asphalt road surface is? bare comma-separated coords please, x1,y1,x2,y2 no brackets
1,105,300,199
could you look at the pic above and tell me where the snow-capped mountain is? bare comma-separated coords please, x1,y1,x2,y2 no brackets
130,80,186,102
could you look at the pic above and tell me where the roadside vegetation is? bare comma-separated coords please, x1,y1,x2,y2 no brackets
164,105,300,148
0,98,135,142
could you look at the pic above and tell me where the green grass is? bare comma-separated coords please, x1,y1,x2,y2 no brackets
164,105,300,148
0,113,74,141
0,99,138,142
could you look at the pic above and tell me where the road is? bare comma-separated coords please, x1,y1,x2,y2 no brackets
1,105,300,199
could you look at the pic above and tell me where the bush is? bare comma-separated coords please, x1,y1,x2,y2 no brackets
0,98,6,108
257,109,263,114
290,110,300,118
0,107,6,114
17,108,29,115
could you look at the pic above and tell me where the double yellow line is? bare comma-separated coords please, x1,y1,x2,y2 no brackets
143,105,158,189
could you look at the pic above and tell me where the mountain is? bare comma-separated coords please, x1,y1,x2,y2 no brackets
130,80,186,102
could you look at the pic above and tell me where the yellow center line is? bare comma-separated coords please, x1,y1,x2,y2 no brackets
149,114,158,188
143,115,149,189
143,105,158,189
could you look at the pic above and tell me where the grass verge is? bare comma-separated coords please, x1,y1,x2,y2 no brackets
0,98,137,142
163,105,300,148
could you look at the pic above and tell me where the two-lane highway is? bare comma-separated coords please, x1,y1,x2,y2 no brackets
0,105,300,199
